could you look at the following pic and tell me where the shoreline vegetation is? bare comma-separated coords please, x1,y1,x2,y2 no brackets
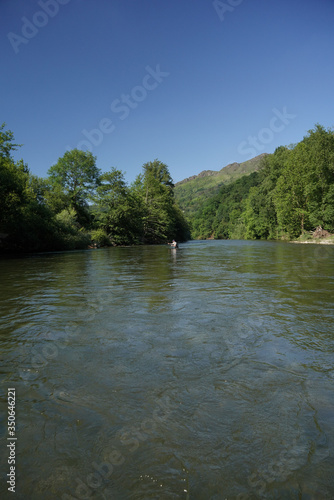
289,224,334,244
175,124,334,245
291,234,334,245
0,122,190,254
1,122,334,254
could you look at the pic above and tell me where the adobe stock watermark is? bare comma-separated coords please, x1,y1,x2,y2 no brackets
213,0,244,22
7,0,71,55
66,64,169,152
245,431,330,499
19,289,109,386
237,107,296,157
61,395,172,499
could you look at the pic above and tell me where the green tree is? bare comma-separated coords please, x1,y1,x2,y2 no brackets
272,126,334,237
243,149,289,239
0,125,91,252
92,168,143,245
300,124,334,231
0,122,21,158
273,142,310,236
0,155,60,252
48,149,100,224
137,159,189,243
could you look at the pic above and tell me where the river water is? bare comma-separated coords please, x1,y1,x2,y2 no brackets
0,240,334,499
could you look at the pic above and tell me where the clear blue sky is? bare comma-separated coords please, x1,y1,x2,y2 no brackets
1,0,334,184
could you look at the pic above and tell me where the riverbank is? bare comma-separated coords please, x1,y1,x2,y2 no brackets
290,237,334,245
290,227,334,245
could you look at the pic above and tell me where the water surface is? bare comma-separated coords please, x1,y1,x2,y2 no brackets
0,240,334,499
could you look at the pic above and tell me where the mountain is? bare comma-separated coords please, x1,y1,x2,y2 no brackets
174,153,268,216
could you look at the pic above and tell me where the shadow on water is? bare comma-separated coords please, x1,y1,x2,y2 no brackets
0,240,334,498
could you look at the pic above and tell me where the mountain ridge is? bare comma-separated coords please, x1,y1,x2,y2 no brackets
174,153,269,217
175,154,268,186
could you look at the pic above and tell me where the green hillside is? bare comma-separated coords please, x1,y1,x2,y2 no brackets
174,153,268,216
180,125,334,242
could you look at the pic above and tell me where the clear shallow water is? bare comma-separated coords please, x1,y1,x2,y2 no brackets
0,240,334,499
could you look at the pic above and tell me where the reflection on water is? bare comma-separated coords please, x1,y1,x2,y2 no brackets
0,240,334,499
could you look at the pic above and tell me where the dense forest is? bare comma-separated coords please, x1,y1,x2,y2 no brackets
0,123,190,253
189,125,334,240
1,123,333,253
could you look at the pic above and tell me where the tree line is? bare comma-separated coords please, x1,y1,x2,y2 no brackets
190,124,334,240
0,123,190,253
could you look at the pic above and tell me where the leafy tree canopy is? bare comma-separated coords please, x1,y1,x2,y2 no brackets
48,149,100,208
0,122,22,159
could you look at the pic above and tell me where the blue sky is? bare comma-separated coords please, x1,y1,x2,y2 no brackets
1,0,334,184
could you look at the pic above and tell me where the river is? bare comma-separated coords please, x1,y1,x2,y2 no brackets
0,240,334,499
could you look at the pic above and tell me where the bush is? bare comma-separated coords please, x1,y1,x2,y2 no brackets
55,209,91,250
90,229,112,247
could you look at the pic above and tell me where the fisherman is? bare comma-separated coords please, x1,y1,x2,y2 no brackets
168,239,178,248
